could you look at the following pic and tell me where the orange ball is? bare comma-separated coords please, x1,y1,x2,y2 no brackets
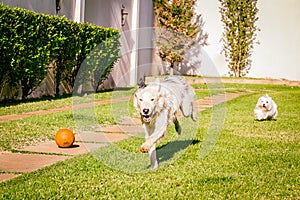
55,128,75,148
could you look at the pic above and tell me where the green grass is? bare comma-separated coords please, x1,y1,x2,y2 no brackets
0,83,299,199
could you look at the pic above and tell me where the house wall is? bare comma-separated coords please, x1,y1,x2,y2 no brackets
1,0,76,19
84,0,134,88
137,1,163,80
84,0,156,88
1,0,56,14
84,0,155,88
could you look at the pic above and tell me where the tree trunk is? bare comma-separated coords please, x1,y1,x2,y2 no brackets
169,63,174,75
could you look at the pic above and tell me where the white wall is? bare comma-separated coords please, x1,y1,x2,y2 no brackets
1,0,56,15
1,0,77,21
196,0,300,81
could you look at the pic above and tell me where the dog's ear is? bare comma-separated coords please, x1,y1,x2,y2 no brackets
156,92,165,111
133,92,139,110
153,78,161,92
265,94,273,101
137,78,146,89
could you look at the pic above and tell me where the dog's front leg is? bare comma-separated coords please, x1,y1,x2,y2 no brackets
140,111,168,153
254,108,263,120
174,117,182,135
149,144,158,169
272,110,278,119
140,123,154,153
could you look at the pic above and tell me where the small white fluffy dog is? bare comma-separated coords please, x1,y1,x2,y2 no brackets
254,94,278,121
133,76,198,169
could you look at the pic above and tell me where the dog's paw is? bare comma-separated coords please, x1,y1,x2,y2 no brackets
176,126,182,135
140,140,152,153
254,114,263,121
140,145,149,153
192,112,198,122
150,161,158,169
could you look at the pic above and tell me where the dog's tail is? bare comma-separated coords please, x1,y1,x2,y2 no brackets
181,90,198,121
191,101,198,121
137,78,146,89
181,100,198,121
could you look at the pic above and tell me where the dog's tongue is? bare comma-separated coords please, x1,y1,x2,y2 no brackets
143,115,151,122
262,105,267,110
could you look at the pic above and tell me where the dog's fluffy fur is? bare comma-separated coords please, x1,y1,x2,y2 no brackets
254,94,278,121
133,76,197,169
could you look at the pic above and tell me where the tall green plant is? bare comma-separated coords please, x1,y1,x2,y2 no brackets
219,0,259,77
0,6,51,99
153,0,207,75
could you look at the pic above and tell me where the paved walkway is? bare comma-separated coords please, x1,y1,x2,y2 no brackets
0,97,129,123
0,92,249,183
186,77,300,87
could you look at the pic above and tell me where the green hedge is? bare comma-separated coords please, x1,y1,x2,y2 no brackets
0,3,120,100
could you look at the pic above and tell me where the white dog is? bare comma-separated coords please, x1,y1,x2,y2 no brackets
133,76,198,169
254,94,278,121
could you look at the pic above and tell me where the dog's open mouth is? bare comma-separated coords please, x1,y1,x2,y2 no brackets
142,115,152,123
261,105,268,110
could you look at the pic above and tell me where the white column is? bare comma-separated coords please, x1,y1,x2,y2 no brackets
130,0,140,86
74,0,85,23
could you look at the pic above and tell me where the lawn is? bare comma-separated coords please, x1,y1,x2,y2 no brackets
0,83,299,199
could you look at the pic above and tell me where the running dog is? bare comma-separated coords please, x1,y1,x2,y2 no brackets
133,76,198,169
254,94,278,121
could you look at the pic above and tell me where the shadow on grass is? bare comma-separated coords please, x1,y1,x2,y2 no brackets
91,138,200,173
202,176,234,184
157,139,200,164
0,93,73,107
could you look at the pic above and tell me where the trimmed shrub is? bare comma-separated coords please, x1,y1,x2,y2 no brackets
0,3,120,100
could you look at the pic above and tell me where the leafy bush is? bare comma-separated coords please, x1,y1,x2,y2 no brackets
0,3,120,100
0,6,51,99
153,0,207,75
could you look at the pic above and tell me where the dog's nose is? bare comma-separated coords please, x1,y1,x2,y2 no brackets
143,108,149,115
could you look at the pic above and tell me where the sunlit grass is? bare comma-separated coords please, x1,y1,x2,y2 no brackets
0,84,299,199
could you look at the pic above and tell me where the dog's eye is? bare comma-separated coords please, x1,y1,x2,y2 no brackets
139,99,143,101
266,101,268,103
151,98,155,101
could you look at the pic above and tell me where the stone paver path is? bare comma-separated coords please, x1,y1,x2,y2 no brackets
0,97,129,123
0,91,250,183
1,152,71,172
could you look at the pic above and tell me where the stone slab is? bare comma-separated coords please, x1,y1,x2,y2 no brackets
100,125,144,134
19,141,106,155
119,117,142,125
18,133,131,155
76,132,131,143
0,152,70,173
0,174,20,183
102,132,132,141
